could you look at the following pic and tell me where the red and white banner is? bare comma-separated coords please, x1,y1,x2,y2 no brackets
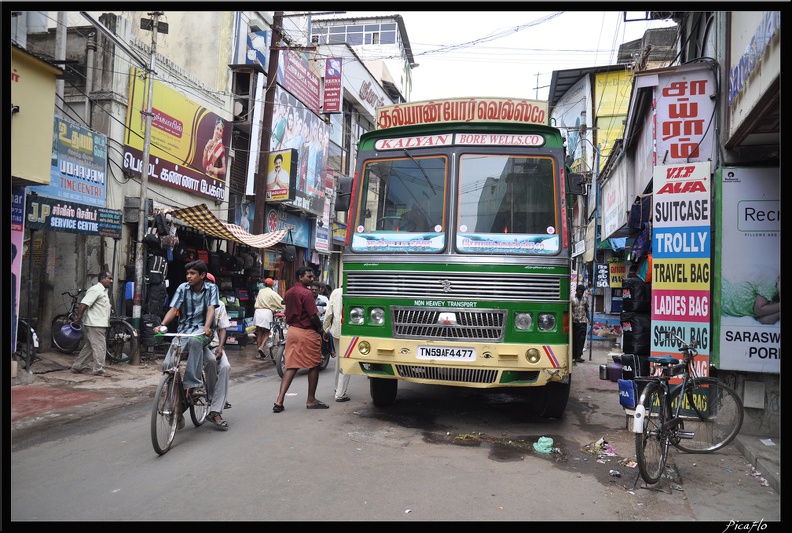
323,58,342,114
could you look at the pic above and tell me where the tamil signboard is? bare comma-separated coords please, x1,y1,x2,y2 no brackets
31,117,108,207
25,194,122,239
123,66,228,202
322,57,342,114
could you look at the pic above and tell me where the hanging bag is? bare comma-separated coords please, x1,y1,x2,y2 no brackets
628,194,652,230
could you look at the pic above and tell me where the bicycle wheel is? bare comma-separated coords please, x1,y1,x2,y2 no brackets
106,318,138,364
189,371,209,426
52,314,83,354
319,340,331,371
151,373,179,455
670,377,744,453
274,343,287,378
635,382,670,484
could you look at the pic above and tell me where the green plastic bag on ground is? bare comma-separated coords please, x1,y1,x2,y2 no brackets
533,436,554,453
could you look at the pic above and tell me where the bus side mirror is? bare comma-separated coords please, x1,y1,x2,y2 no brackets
568,173,587,195
335,176,354,212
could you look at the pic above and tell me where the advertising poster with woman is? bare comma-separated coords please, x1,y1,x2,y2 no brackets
123,66,229,201
715,167,779,373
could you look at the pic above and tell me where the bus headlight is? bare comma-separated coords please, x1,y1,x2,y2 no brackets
370,307,385,325
514,312,532,331
358,340,371,355
350,307,365,325
525,348,542,363
537,313,556,331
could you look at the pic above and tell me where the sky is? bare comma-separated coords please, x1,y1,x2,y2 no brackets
343,10,677,102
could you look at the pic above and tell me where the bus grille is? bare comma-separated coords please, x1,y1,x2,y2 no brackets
346,271,561,302
396,365,499,384
392,307,506,341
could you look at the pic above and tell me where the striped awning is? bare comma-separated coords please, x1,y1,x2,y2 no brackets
169,203,288,249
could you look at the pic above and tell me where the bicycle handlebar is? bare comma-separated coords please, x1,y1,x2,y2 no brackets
659,328,698,354
62,289,86,298
154,327,212,344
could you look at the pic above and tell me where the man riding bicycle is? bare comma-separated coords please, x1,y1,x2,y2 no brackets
157,260,218,404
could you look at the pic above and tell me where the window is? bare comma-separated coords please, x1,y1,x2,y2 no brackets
380,31,396,45
357,157,446,234
458,155,557,235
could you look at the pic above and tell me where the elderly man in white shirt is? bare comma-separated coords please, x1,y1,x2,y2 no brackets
203,273,231,429
323,285,350,402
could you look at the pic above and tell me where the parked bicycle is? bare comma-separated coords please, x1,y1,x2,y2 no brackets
633,329,744,484
150,328,210,455
264,312,330,378
51,289,139,364
13,316,40,370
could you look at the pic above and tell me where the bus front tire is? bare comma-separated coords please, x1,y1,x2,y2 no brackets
370,377,398,407
534,379,571,419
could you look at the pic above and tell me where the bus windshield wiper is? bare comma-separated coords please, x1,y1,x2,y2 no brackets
403,149,437,196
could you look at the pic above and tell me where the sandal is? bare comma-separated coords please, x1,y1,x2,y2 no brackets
224,402,232,409
272,403,284,413
306,401,329,409
208,411,229,430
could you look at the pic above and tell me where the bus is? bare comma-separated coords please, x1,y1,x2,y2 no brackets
334,97,581,418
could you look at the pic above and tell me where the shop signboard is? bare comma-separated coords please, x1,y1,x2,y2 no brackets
608,258,625,288
25,194,122,239
651,161,711,377
31,117,107,207
595,263,609,288
322,58,342,113
714,167,779,373
11,187,25,353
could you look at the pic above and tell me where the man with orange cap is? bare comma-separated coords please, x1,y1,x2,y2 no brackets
254,277,285,357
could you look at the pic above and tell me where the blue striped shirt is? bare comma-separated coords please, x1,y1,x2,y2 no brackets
169,281,220,334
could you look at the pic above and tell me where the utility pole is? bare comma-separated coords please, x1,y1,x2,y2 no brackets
132,11,165,364
253,11,283,235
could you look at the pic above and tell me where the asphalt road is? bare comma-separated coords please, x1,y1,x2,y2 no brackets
9,344,780,523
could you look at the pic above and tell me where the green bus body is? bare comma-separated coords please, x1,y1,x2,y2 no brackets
336,99,573,418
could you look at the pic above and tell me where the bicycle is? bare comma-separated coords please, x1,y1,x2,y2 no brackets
150,328,210,455
52,289,139,364
265,312,330,378
633,329,744,484
13,316,40,370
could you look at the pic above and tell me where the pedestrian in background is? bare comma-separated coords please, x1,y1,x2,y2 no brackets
571,283,589,363
204,273,231,430
323,284,350,402
312,281,329,322
71,271,114,377
254,277,285,357
273,266,329,412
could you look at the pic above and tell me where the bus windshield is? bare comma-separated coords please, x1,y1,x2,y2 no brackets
351,155,447,253
457,154,560,255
